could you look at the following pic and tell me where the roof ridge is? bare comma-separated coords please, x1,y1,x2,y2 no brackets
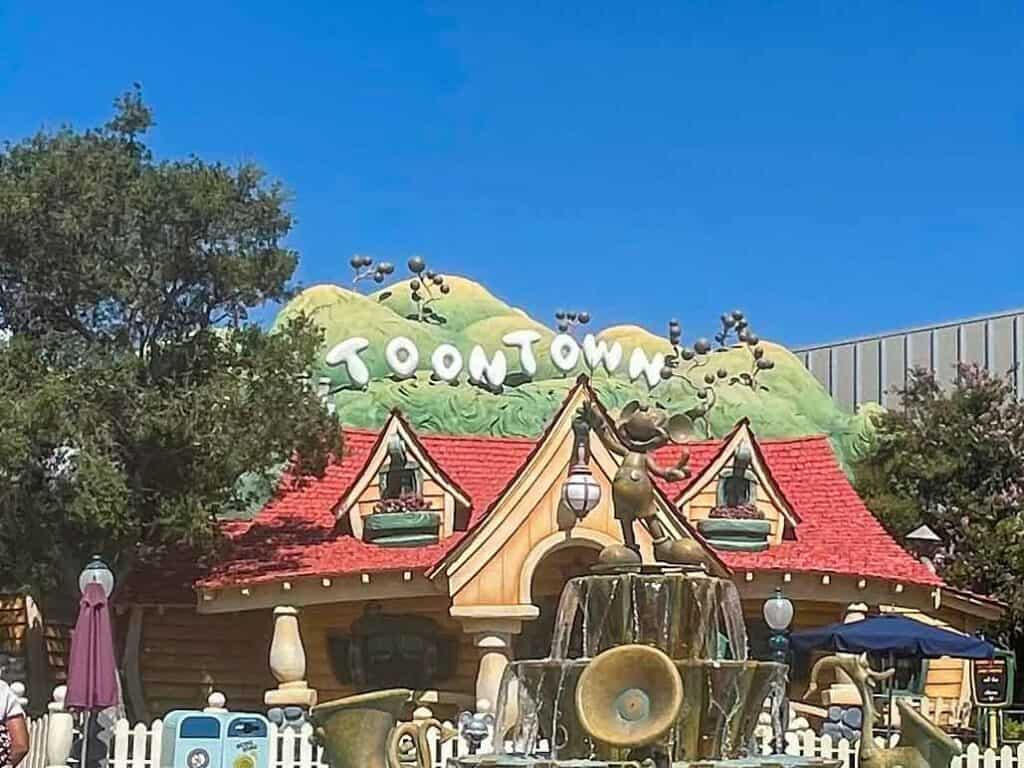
343,426,538,445
757,434,831,445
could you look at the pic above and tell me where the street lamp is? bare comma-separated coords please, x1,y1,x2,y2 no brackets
79,555,114,597
74,555,116,768
763,587,794,661
561,412,602,519
763,587,793,754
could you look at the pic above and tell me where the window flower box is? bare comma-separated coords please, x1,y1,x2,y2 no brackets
698,505,770,552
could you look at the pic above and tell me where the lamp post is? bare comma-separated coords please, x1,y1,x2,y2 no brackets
79,556,115,598
763,587,793,662
75,556,115,768
763,588,794,754
561,411,602,520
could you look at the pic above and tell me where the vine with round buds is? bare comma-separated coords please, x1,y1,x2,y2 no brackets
406,256,451,324
349,254,396,288
554,309,591,338
659,310,775,436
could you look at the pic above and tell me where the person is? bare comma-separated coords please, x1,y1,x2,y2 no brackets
0,680,28,768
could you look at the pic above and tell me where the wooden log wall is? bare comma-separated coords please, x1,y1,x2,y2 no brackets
0,595,27,658
300,596,479,713
136,607,274,715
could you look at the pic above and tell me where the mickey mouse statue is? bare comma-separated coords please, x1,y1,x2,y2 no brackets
589,400,709,569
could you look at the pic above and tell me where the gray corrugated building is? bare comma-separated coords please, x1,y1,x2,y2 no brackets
793,308,1024,412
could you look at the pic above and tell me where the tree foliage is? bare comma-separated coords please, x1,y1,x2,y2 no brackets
854,366,1024,639
0,88,342,597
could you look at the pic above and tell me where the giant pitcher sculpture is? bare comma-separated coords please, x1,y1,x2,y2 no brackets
806,654,961,768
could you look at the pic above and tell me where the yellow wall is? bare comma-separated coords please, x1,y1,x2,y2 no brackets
451,430,655,607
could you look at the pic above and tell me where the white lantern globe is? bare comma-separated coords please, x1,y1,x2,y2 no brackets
79,555,115,598
562,468,602,519
762,588,793,631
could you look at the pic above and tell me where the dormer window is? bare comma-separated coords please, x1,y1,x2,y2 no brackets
698,440,770,552
716,441,757,509
378,435,421,499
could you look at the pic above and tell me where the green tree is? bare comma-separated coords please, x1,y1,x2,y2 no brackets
0,88,341,598
854,366,1024,643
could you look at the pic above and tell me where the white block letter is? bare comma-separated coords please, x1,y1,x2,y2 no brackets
431,344,463,382
325,337,370,387
550,334,580,373
385,336,419,378
469,346,508,387
628,347,665,388
502,330,542,377
582,334,623,373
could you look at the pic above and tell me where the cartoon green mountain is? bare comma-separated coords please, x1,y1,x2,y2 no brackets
274,276,879,469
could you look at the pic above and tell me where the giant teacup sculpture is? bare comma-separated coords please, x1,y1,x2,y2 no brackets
805,654,961,768
309,688,456,768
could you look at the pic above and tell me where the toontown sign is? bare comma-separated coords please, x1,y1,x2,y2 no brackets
325,329,742,389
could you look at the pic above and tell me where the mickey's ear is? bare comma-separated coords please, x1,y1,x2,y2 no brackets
459,712,472,726
620,400,640,420
483,713,494,726
666,414,694,443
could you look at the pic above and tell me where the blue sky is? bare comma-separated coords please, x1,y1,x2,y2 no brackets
2,2,1021,347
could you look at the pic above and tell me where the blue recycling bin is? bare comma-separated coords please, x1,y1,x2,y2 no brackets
223,716,270,768
161,711,271,768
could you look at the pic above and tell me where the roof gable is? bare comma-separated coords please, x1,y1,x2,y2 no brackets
433,380,730,593
673,419,799,531
653,434,941,587
333,410,472,539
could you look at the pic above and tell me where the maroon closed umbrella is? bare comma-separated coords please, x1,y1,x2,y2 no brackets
67,563,122,768
66,581,120,711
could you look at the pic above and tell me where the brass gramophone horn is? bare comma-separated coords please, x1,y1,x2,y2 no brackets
575,644,684,748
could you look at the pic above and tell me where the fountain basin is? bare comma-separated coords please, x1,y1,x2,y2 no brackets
494,658,788,762
552,573,749,661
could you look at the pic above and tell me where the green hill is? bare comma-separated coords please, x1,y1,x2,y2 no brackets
275,276,879,469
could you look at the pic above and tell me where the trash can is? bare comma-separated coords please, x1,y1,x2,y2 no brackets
223,716,270,768
161,712,271,768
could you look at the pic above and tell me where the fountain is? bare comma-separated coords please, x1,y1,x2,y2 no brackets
447,562,841,768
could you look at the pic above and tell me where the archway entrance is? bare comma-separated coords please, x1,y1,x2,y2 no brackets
514,544,600,659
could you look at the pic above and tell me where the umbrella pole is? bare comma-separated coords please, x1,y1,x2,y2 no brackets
81,711,90,768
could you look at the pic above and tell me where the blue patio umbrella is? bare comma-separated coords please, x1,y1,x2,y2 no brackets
791,614,995,659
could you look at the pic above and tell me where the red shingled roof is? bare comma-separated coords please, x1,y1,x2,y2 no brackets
197,430,536,589
651,436,942,587
190,427,939,592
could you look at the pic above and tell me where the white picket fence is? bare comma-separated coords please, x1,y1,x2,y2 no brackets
22,714,476,768
775,729,1024,768
20,715,1024,768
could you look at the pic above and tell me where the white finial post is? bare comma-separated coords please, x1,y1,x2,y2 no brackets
264,606,317,708
46,686,74,768
204,691,228,713
10,681,27,710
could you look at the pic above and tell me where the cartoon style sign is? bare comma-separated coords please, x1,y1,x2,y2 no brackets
326,331,666,388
